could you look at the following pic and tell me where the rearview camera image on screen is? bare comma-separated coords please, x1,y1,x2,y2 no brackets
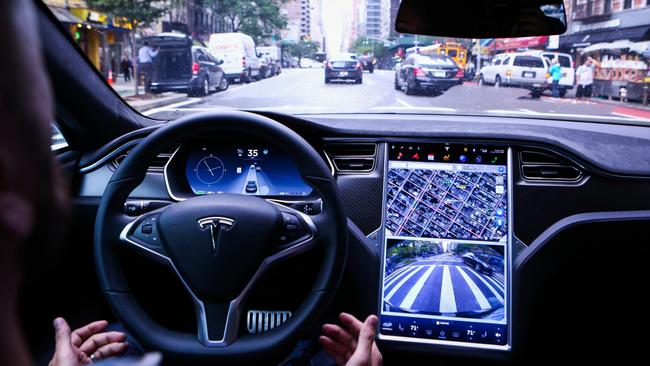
384,239,505,322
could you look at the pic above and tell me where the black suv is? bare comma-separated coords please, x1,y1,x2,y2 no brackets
395,54,463,95
148,33,229,96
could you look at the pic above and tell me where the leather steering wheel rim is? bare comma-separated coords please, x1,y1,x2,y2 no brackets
94,111,348,364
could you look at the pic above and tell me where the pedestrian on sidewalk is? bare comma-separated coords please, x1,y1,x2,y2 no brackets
549,58,562,98
575,57,596,102
120,55,133,83
137,41,159,96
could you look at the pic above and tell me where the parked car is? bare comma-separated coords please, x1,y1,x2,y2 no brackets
461,252,495,275
208,32,261,83
359,53,376,73
534,51,575,97
324,54,363,84
259,56,270,79
147,33,228,97
300,58,324,68
257,46,282,76
478,52,549,98
394,54,462,95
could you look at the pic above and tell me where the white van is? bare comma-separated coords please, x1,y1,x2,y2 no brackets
479,52,550,98
208,33,261,83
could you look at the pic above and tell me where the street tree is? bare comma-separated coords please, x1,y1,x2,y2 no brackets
86,0,169,96
350,36,386,58
282,39,320,65
209,0,288,44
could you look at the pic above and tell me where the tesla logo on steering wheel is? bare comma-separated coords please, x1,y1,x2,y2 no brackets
198,216,235,257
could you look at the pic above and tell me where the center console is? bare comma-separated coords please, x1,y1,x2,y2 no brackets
378,142,512,351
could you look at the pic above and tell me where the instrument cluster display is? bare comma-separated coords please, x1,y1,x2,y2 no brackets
185,144,313,197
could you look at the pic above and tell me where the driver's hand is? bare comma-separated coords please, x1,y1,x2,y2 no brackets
319,313,382,366
49,317,129,366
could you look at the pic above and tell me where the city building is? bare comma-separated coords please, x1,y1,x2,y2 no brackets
158,1,220,42
560,0,650,52
365,0,391,39
282,0,324,49
281,0,302,41
559,0,650,100
310,0,325,49
43,0,133,77
390,0,402,37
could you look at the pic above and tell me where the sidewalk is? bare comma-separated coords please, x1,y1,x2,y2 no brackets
590,96,650,112
109,73,187,113
110,76,142,98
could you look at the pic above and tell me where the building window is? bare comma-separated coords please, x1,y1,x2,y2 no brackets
623,0,631,8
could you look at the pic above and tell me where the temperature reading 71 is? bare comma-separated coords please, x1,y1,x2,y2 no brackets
247,149,259,157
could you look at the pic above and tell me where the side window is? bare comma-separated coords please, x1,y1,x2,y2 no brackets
559,56,571,67
494,58,502,66
503,57,510,65
51,123,69,151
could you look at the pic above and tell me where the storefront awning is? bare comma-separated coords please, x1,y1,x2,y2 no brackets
560,25,650,49
493,36,548,51
582,40,650,55
49,6,83,24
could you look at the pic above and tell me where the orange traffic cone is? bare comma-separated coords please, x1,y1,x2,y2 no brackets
108,70,114,85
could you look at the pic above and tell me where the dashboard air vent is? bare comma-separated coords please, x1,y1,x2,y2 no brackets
113,147,176,172
324,143,377,174
519,149,583,182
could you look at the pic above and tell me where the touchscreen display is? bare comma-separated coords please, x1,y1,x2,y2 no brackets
185,144,312,197
379,143,511,350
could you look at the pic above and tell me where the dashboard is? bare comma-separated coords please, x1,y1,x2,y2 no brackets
74,112,650,362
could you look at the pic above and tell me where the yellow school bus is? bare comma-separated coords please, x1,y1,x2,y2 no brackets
417,43,468,68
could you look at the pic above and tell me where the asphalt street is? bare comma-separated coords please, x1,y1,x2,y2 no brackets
384,253,505,319
144,68,650,122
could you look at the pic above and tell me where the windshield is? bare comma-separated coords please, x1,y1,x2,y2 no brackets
43,0,650,123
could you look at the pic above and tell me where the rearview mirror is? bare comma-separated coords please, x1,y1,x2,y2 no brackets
396,0,567,39
218,59,224,65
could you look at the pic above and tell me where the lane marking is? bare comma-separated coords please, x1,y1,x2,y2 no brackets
483,273,505,292
439,265,457,313
399,265,436,310
396,98,413,108
385,266,424,302
385,265,412,283
385,265,420,290
464,267,504,303
456,266,492,310
143,98,202,116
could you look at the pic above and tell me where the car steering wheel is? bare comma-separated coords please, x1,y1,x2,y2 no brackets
94,111,348,364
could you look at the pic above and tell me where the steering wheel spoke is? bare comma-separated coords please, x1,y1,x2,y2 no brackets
272,202,319,256
119,210,170,266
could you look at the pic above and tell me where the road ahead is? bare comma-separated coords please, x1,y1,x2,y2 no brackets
145,68,650,122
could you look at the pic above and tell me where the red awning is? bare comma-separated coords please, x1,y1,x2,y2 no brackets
493,36,549,51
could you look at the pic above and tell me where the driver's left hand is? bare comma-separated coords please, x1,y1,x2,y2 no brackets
49,318,128,366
